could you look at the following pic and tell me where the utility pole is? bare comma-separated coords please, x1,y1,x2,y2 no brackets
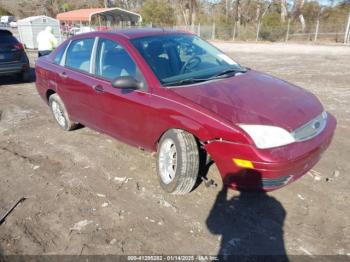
256,21,261,42
315,7,324,42
212,22,216,40
285,18,291,42
314,19,320,42
226,0,229,19
345,12,350,44
232,22,236,41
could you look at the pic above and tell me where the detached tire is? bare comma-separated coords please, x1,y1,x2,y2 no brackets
49,93,78,131
157,129,200,194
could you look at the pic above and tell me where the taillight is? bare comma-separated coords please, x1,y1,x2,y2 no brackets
13,43,24,50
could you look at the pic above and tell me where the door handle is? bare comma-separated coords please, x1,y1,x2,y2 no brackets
92,84,104,93
59,72,68,79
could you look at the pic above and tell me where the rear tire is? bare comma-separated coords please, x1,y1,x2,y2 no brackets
21,70,30,82
157,129,200,194
49,93,78,131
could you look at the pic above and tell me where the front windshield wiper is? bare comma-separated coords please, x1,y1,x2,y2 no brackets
164,78,208,87
211,68,248,78
163,68,248,87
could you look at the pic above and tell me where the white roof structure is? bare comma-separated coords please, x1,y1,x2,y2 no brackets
57,8,142,25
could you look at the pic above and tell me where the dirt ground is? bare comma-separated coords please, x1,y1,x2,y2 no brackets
0,43,349,258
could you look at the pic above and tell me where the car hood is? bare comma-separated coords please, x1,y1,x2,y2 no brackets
170,70,323,131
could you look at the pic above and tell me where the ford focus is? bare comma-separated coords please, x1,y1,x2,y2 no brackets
35,29,336,194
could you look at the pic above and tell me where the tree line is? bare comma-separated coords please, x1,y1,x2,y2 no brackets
1,0,349,41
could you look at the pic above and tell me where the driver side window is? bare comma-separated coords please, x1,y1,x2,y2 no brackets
95,38,146,89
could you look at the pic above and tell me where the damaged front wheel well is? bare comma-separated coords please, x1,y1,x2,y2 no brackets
46,89,56,103
156,128,207,151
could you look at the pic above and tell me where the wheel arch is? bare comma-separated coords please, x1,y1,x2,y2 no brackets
154,126,212,172
156,128,198,146
46,89,56,103
155,124,213,148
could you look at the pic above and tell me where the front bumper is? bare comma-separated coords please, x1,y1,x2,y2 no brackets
204,113,337,191
0,61,29,76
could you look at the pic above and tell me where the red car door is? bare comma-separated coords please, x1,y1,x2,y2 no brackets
55,37,100,128
87,37,153,149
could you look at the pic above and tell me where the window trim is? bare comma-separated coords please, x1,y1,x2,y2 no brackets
63,37,97,74
58,36,148,91
90,37,99,74
60,40,71,67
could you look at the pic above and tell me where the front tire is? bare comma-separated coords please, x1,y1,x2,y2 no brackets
157,129,200,194
49,93,78,131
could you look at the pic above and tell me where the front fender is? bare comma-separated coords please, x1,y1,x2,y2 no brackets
148,90,251,151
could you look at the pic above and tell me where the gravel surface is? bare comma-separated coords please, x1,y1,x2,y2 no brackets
0,43,349,257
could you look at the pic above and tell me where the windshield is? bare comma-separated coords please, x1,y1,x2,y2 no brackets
131,34,245,87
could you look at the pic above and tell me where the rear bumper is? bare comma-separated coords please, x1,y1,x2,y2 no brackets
204,113,337,191
0,61,29,76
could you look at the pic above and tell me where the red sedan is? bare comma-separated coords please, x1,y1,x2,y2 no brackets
35,29,336,194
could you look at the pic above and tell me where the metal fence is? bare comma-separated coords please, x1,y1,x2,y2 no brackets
3,14,350,49
175,13,350,44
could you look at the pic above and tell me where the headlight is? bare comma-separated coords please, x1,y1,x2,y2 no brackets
238,125,295,149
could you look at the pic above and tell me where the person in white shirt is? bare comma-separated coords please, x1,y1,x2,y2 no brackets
37,26,58,57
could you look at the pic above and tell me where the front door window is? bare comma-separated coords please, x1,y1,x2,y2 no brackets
95,38,146,89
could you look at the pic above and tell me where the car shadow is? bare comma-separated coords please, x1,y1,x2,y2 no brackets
0,67,36,85
206,174,288,261
192,148,216,190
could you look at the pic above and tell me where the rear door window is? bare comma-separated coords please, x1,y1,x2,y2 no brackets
65,38,95,73
53,43,67,65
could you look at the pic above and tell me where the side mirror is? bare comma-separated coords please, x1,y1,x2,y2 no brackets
111,76,141,90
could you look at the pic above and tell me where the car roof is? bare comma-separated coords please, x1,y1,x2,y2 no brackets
114,28,193,39
0,29,13,36
82,28,193,40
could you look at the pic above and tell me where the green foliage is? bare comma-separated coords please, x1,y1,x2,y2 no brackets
61,3,71,12
214,14,234,40
140,0,176,26
0,7,11,16
262,12,282,28
302,1,321,24
260,12,286,41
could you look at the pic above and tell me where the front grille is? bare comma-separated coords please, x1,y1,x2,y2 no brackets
292,111,327,142
262,175,292,188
